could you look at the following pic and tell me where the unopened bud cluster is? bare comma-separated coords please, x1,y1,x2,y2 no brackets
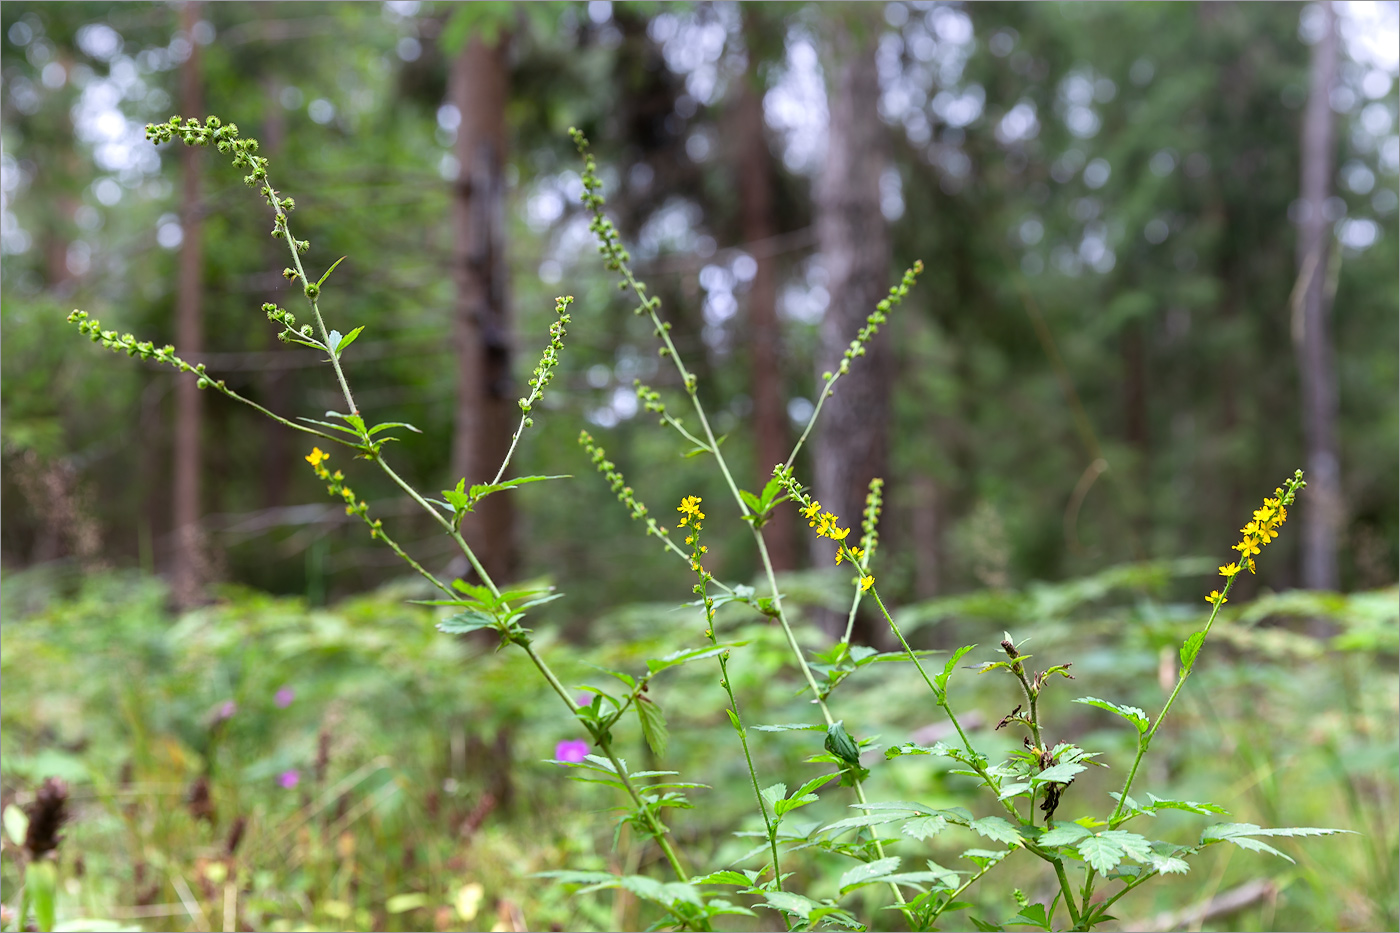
519,296,573,425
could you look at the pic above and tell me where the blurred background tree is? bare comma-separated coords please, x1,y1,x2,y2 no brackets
1,4,1396,931
2,0,1395,614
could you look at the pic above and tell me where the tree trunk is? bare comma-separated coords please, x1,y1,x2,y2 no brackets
449,34,515,585
733,62,797,571
813,22,890,636
1295,1,1341,592
171,0,206,609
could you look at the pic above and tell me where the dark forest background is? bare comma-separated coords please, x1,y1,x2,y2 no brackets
2,4,1398,932
2,1,1395,614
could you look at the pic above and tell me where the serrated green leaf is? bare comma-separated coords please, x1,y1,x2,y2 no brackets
850,800,938,814
437,610,496,634
1211,834,1294,861
1098,830,1153,862
839,856,901,893
1180,630,1207,669
1141,793,1228,815
1038,823,1092,846
774,794,819,817
646,644,737,674
901,815,949,841
469,474,571,505
937,645,977,692
818,813,906,835
367,420,421,436
968,914,1004,931
752,722,824,732
760,783,787,809
1006,902,1051,930
692,870,752,887
1073,697,1150,733
970,816,1022,845
637,697,668,758
998,782,1033,800
1076,835,1125,873
761,891,816,919
1148,852,1191,874
791,772,841,799
1032,761,1087,785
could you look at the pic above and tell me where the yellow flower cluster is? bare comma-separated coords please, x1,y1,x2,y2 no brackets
835,546,864,566
799,499,851,542
305,447,374,530
1207,482,1296,607
677,495,705,527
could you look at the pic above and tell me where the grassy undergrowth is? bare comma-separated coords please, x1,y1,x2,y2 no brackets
2,563,1394,932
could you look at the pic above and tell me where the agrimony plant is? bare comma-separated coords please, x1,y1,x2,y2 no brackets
52,114,1351,933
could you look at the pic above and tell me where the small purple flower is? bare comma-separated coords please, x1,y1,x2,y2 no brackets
277,769,300,789
215,700,237,722
554,739,589,764
575,693,592,709
274,686,295,709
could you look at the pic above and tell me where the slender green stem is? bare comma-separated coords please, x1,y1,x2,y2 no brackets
490,409,534,488
783,370,840,472
1108,588,1229,828
206,381,349,445
1053,856,1083,929
868,588,1024,822
840,581,863,645
269,198,358,416
595,740,693,885
718,648,783,890
450,529,501,599
926,853,1000,928
370,455,455,533
363,518,455,598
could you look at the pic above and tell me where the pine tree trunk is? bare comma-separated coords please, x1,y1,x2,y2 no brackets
1295,1,1341,592
449,35,515,585
734,67,797,572
171,0,206,609
813,22,890,635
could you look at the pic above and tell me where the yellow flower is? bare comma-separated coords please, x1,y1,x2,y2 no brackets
1234,537,1261,557
836,545,864,565
1218,562,1241,577
677,495,705,527
801,500,822,523
860,575,874,592
1206,590,1228,605
305,447,328,467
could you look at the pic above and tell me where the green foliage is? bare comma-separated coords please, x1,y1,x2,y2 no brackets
3,3,1396,927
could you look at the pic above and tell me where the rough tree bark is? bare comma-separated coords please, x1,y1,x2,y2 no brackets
813,22,891,634
1295,1,1341,592
171,0,206,609
449,34,515,584
733,59,797,571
